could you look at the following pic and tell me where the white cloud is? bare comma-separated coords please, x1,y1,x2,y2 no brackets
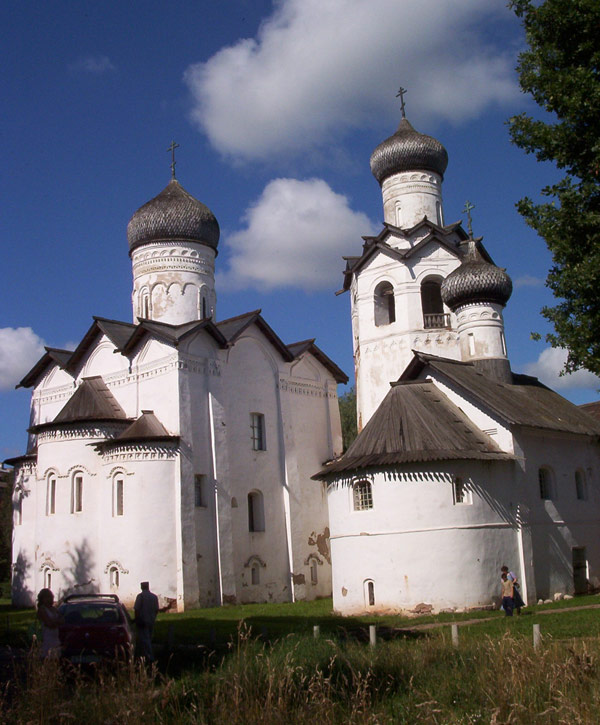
514,274,544,289
184,0,518,162
69,55,116,75
523,347,600,391
0,328,46,390
218,177,374,291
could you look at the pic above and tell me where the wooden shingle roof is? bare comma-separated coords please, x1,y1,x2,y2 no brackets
313,381,513,479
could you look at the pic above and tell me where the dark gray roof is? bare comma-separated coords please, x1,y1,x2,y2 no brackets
30,377,130,432
18,347,74,388
370,117,448,185
94,411,179,451
127,179,220,253
339,219,475,293
313,381,513,479
215,310,294,362
401,352,600,437
287,339,348,384
121,318,227,354
441,240,512,310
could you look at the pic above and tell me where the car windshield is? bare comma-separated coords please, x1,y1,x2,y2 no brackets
60,603,122,625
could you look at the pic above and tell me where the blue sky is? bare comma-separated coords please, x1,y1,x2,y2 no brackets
2,0,599,459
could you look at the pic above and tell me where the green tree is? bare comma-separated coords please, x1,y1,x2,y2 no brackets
338,386,357,452
508,0,600,374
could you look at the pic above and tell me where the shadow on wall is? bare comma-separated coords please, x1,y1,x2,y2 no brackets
12,549,33,606
62,539,98,597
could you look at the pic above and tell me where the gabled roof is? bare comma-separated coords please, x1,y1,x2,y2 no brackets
339,219,476,293
401,351,600,437
29,376,130,433
94,410,179,451
120,317,227,355
579,401,600,422
67,318,137,372
287,339,348,384
313,380,513,479
216,310,294,362
17,347,74,389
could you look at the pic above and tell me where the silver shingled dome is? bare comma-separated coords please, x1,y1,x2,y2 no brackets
127,179,220,253
370,118,449,185
441,241,513,311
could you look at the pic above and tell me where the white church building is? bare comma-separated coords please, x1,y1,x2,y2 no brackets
9,102,600,617
8,173,346,610
315,110,600,614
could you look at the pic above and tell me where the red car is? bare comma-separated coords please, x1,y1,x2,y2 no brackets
58,594,134,663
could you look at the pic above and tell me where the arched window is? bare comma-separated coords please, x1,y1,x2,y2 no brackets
421,277,448,329
71,472,83,513
364,579,375,607
248,490,265,532
251,563,260,585
109,566,120,589
43,566,52,590
353,480,373,511
141,290,150,319
374,281,395,326
539,467,553,500
113,475,124,516
575,470,587,500
47,475,56,516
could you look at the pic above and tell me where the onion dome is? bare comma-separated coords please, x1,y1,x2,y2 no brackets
441,241,513,311
127,179,220,253
370,118,448,185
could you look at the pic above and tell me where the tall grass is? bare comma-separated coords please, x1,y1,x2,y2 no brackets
2,627,600,723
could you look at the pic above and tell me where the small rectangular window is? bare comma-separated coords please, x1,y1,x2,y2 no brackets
539,469,552,500
353,480,373,511
195,474,208,507
453,477,472,505
250,413,266,451
72,475,83,513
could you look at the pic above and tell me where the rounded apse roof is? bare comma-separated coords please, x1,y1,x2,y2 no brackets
127,179,220,253
441,241,513,311
370,117,448,185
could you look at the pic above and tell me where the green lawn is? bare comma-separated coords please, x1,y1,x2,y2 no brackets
3,592,600,650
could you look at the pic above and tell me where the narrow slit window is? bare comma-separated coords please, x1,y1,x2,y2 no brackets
250,413,266,451
195,474,207,508
47,477,56,515
114,477,124,516
539,468,553,500
72,473,83,513
310,559,318,585
248,490,265,532
575,470,587,500
251,563,260,585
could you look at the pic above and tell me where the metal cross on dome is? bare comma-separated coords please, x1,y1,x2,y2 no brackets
167,140,180,179
396,86,407,118
463,200,475,237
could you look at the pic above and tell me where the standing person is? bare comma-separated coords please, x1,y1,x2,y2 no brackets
500,572,514,616
134,581,159,661
501,565,525,614
36,588,62,658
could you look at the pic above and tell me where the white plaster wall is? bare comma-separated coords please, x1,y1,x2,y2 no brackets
381,171,443,229
280,355,340,600
328,461,520,614
217,331,292,604
131,242,216,324
455,302,508,362
513,429,600,599
351,240,461,427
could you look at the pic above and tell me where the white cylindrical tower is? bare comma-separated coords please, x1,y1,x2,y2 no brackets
127,179,220,325
370,117,448,230
441,240,513,382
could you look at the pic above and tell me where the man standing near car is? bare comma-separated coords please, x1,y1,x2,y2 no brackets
134,581,159,661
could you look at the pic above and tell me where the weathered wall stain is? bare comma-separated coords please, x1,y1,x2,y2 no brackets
292,573,305,585
308,527,331,564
